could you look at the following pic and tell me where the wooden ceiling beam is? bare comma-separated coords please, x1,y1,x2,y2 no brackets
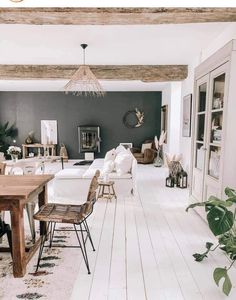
0,65,188,82
0,8,236,25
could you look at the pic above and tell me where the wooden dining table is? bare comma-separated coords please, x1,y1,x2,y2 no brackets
0,174,54,277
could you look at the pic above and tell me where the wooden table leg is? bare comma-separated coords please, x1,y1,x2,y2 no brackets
10,202,26,277
38,185,48,236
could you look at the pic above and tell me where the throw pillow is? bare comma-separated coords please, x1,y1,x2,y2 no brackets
114,152,133,176
102,160,115,175
141,143,152,153
104,148,116,162
115,145,127,155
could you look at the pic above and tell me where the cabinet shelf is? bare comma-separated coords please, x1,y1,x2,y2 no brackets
197,111,206,115
211,108,223,113
210,142,221,147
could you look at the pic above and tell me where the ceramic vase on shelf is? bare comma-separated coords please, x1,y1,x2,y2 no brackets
154,149,163,167
11,154,18,162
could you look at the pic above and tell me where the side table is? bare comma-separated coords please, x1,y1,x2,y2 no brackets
97,181,117,201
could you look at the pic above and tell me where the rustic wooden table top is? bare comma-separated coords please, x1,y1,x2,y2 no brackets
0,175,54,199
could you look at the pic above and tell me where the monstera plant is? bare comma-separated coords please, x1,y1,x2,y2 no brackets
0,122,17,157
186,187,236,296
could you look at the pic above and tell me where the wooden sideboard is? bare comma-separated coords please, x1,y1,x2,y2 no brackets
22,144,56,159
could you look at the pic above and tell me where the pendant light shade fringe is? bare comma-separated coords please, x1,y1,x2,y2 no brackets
64,44,105,97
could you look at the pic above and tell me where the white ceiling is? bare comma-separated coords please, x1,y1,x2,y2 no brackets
0,22,232,91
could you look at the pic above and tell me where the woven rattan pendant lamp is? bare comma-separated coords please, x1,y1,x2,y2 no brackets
64,44,105,97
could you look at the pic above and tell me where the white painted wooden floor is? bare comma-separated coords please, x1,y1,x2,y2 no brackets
69,164,236,300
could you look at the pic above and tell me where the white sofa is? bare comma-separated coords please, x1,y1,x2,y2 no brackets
53,158,137,202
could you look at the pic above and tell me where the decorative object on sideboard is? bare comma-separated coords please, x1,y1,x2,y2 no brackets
41,120,58,145
25,131,35,144
153,131,166,167
177,170,188,188
10,0,23,2
59,143,68,162
166,175,175,188
123,108,144,128
64,43,105,97
165,153,188,188
7,145,21,162
182,94,192,137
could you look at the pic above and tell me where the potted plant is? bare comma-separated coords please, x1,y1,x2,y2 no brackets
0,122,17,158
186,187,236,296
7,146,21,162
154,131,166,167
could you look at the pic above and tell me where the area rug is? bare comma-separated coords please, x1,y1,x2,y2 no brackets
0,226,87,300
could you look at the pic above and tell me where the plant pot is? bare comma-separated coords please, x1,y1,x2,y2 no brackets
154,154,163,167
11,154,18,162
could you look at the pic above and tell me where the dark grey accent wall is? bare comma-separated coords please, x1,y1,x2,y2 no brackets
0,92,162,158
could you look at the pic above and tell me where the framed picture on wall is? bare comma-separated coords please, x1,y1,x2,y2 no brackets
182,94,192,137
41,120,58,144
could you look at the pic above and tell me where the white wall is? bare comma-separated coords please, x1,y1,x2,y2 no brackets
162,82,182,155
169,82,182,155
161,84,171,154
179,58,200,174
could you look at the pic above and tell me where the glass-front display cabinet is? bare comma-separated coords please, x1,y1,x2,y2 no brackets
191,61,228,205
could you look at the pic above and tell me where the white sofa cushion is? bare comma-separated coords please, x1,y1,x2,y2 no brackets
104,148,116,162
114,152,133,176
55,168,85,179
102,160,115,174
115,145,127,155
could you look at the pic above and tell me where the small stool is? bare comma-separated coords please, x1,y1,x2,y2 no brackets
97,181,117,201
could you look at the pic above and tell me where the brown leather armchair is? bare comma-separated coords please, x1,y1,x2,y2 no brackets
130,140,156,164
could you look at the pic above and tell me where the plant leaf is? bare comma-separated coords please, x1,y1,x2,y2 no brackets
208,196,233,207
207,206,234,236
205,242,214,250
193,252,208,262
225,187,236,198
186,202,206,212
213,268,232,296
226,197,236,204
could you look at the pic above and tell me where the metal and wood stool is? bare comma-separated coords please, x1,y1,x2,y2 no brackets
33,170,100,274
97,181,117,201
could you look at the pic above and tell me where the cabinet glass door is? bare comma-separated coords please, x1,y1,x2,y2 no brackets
207,73,225,180
192,74,209,202
195,82,207,171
